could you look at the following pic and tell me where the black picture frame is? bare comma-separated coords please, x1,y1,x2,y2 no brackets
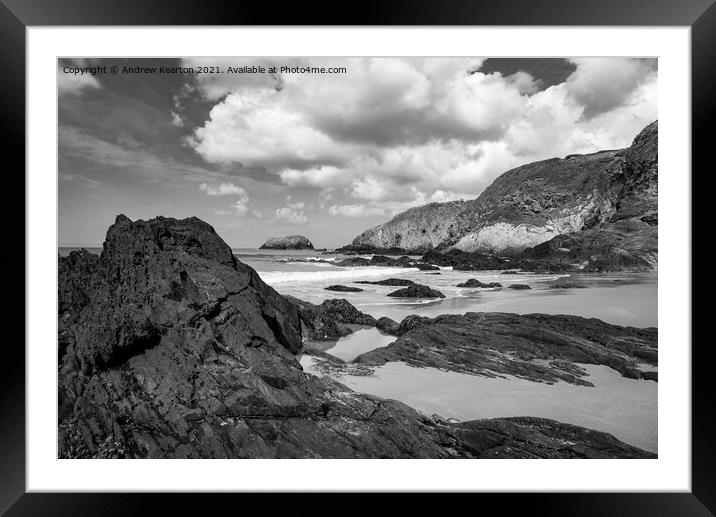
2,0,713,514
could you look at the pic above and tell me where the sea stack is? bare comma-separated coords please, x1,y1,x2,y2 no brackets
259,235,314,250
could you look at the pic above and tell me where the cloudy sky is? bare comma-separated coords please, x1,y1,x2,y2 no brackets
58,57,657,248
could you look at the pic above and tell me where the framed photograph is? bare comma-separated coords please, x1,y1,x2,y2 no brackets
4,0,713,514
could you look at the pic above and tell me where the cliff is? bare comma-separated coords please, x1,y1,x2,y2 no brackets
348,122,658,262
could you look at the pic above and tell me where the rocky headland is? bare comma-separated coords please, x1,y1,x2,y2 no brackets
259,235,314,250
58,215,654,459
346,122,658,272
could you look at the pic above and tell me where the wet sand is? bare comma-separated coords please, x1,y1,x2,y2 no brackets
301,356,657,453
317,328,396,361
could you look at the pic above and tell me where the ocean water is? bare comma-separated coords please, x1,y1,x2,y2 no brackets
233,249,658,329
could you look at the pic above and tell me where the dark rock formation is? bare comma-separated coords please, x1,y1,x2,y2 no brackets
58,215,654,459
456,279,502,288
289,297,376,340
521,218,657,272
325,285,363,293
422,249,511,271
375,317,400,335
355,278,416,286
387,285,446,299
336,255,419,269
508,284,531,290
335,257,370,267
260,235,314,250
643,371,658,382
446,417,653,459
354,312,658,386
335,245,409,255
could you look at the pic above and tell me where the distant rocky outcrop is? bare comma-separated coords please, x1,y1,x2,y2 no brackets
347,122,658,271
58,215,654,459
259,235,314,250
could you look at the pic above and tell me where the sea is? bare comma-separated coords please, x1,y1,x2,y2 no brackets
59,246,658,452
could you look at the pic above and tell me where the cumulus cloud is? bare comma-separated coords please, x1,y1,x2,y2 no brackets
328,204,386,218
274,206,308,225
199,182,246,196
280,166,350,188
170,111,184,127
200,182,253,216
565,58,657,119
183,57,657,220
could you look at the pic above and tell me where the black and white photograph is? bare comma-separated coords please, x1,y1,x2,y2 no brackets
57,56,659,460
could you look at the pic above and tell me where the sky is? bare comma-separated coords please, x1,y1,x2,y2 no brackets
58,57,657,248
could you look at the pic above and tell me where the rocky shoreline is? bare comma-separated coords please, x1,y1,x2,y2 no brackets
58,215,656,459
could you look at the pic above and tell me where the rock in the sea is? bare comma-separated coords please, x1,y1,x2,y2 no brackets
355,278,416,286
325,285,363,292
387,285,446,299
260,235,314,250
58,215,654,459
335,257,370,267
508,284,531,290
289,297,376,340
375,316,400,335
354,312,658,386
456,279,502,288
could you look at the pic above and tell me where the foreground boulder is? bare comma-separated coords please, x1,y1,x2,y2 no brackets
387,285,446,299
58,215,653,459
354,312,657,386
260,235,314,250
